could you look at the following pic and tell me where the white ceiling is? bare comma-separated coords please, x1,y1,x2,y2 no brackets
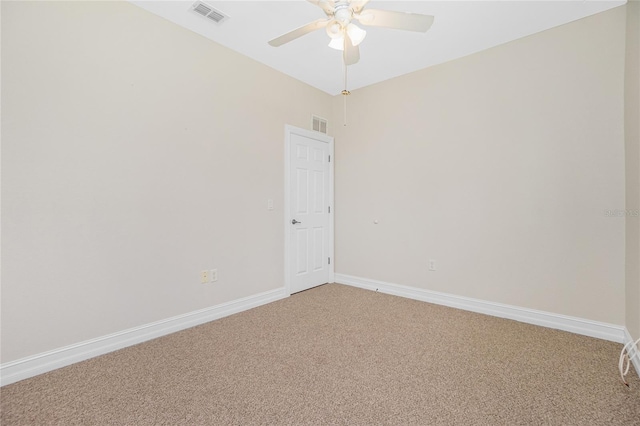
130,0,626,95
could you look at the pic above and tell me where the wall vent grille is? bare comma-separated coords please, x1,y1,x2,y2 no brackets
312,115,328,134
191,1,228,24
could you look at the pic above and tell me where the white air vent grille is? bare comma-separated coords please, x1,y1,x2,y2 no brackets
312,115,328,134
191,1,228,24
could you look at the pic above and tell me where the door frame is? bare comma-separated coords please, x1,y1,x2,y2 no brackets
284,124,334,296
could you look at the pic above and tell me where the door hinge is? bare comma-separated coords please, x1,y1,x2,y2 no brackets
328,257,331,265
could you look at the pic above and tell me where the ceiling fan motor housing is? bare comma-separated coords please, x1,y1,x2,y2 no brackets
334,2,353,25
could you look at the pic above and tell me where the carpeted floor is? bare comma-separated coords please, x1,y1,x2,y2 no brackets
1,283,639,425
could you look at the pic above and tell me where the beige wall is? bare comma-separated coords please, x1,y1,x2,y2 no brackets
1,1,332,362
332,6,627,324
626,0,640,339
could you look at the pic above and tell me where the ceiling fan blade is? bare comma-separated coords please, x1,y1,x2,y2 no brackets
268,19,330,47
343,34,360,66
307,0,335,16
356,9,434,32
349,0,371,14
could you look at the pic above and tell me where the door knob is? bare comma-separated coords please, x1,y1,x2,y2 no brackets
291,219,302,225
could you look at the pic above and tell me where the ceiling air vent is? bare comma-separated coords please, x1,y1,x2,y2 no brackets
312,115,328,134
191,1,228,24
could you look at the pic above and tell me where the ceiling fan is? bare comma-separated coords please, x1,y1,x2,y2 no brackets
268,0,435,66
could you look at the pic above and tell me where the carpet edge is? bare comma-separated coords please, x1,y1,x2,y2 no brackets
0,287,288,387
335,274,626,344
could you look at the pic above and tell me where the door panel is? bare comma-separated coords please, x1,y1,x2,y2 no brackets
313,227,324,271
296,229,308,275
289,131,331,293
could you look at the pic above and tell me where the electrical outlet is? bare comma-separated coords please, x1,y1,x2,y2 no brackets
210,269,218,282
428,259,436,271
201,270,209,283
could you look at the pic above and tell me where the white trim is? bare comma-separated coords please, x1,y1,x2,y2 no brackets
284,125,334,296
624,328,640,378
0,287,287,387
284,125,292,295
335,273,626,343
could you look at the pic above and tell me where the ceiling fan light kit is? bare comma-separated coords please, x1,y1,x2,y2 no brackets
328,25,365,51
328,37,344,51
346,24,366,46
326,20,343,38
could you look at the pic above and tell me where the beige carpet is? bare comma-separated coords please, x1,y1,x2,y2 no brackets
1,283,639,425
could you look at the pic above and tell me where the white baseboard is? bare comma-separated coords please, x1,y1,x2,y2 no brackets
1,287,288,387
335,273,626,343
3,278,631,386
624,328,640,378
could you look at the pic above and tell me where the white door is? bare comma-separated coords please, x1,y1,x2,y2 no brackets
286,126,333,294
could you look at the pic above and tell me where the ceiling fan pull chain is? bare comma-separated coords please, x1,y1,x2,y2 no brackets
343,92,348,126
342,60,350,126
